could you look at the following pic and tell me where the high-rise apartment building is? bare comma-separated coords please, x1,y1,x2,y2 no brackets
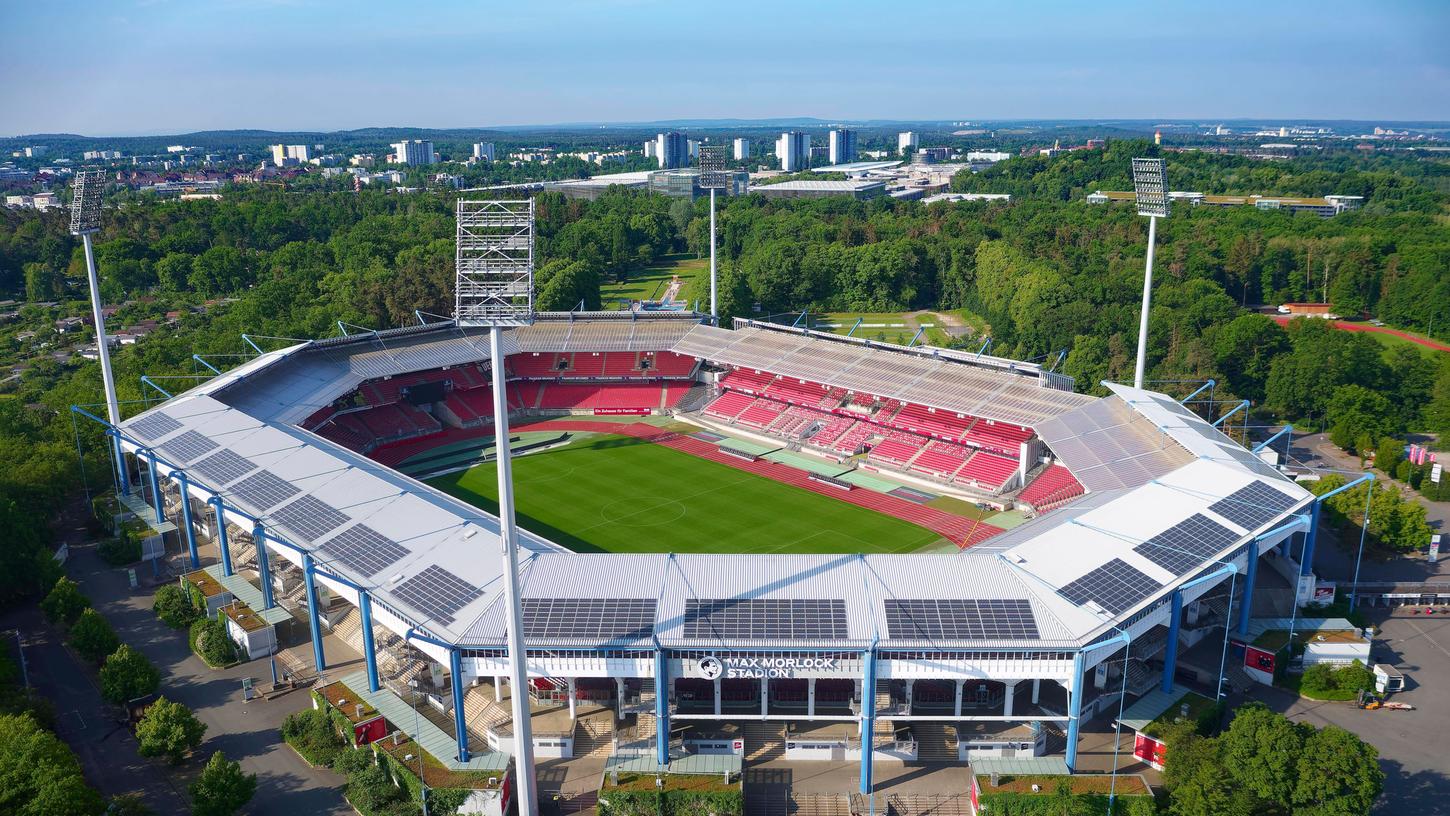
391,140,436,166
270,144,312,166
897,131,918,154
732,138,750,161
775,131,810,172
828,129,857,165
472,143,495,162
655,132,688,169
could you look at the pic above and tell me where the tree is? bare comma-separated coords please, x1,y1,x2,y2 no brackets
1219,702,1305,809
103,793,154,816
1211,314,1290,402
1373,436,1403,474
135,697,206,764
1292,725,1383,816
1326,384,1397,451
98,644,160,704
68,608,119,664
189,751,256,816
0,713,105,816
152,584,200,629
40,577,90,626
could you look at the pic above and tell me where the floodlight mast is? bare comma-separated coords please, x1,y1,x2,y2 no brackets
698,145,730,323
454,198,538,816
1130,158,1169,389
70,169,127,489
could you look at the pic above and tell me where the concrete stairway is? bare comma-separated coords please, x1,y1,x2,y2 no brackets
742,722,785,762
911,722,957,762
794,793,852,816
572,710,615,757
881,794,974,816
744,778,789,816
463,684,514,737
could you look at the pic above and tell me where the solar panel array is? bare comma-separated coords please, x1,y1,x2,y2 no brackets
1058,558,1161,615
682,598,848,640
228,470,300,512
521,598,657,641
191,449,256,486
1133,514,1240,576
159,430,218,463
884,598,1040,641
318,524,409,577
1209,481,1298,532
271,494,350,542
131,412,182,441
392,565,483,625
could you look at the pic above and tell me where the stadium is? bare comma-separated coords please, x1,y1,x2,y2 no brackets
92,308,1321,807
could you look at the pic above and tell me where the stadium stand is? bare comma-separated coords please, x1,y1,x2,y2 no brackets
831,422,875,455
962,420,1033,456
805,414,857,448
736,397,789,428
642,351,698,377
955,451,1018,491
911,440,973,478
719,368,776,394
703,391,756,421
867,433,927,467
1015,464,1085,510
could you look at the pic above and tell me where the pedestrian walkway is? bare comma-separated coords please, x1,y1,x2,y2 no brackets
336,669,510,772
201,565,292,626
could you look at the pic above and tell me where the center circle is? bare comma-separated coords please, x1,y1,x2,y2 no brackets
600,497,687,526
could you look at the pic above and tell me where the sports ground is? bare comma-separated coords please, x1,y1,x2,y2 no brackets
425,423,973,555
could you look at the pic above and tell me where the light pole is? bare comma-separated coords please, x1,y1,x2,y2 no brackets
1130,157,1169,389
70,168,127,490
698,144,729,323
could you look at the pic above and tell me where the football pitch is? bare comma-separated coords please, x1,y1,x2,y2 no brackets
426,432,944,555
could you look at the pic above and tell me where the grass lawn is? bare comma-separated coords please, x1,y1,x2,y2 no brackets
427,432,943,554
601,253,709,307
803,310,987,348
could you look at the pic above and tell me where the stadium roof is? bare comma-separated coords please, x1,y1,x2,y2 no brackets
114,317,1313,655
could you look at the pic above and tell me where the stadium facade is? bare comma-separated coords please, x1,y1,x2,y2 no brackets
93,313,1322,792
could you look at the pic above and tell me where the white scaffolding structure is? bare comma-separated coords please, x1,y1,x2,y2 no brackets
71,168,127,487
698,144,729,322
1130,158,1168,389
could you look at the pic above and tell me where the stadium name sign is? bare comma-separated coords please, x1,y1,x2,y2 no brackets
697,655,838,679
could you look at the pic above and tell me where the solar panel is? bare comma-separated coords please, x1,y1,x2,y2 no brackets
1058,558,1161,615
884,598,1040,641
191,449,256,486
131,412,182,441
158,430,217,463
521,598,657,641
392,565,482,625
682,598,848,640
1133,514,1240,575
318,524,409,577
271,494,350,543
228,470,300,512
1209,481,1298,532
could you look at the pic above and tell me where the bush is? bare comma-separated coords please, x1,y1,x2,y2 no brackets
105,793,155,815
0,712,106,816
40,577,90,626
98,536,142,567
189,617,238,668
153,585,200,629
189,751,256,816
334,751,415,816
1334,660,1375,694
135,697,207,764
98,644,161,705
69,608,120,664
280,708,345,767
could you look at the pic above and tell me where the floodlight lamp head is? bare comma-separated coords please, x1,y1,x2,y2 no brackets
454,198,536,327
698,144,729,190
70,167,106,235
1131,157,1169,218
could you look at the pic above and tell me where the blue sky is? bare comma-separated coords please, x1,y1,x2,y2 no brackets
2,0,1446,135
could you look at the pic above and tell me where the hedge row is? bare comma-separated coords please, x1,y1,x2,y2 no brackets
976,791,1158,816
597,787,744,816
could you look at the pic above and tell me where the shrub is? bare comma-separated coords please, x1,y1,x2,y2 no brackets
40,577,90,626
189,617,238,668
1300,663,1337,697
153,585,200,629
189,751,256,816
99,644,161,704
104,793,155,815
280,708,345,767
135,697,206,764
98,536,142,567
69,608,120,664
1334,660,1375,694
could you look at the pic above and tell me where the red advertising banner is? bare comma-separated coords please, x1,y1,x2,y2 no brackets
1245,645,1276,674
353,716,386,745
969,773,980,814
1133,733,1166,766
593,408,651,416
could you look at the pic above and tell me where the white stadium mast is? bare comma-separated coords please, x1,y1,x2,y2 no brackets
454,198,539,816
71,168,127,488
698,143,729,322
1130,157,1169,389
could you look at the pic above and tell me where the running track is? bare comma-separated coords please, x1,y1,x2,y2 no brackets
1269,316,1449,352
512,419,1006,549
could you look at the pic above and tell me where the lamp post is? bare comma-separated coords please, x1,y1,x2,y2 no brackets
698,144,729,323
70,168,128,490
1130,157,1169,389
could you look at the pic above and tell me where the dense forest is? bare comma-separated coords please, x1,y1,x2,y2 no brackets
0,143,1447,608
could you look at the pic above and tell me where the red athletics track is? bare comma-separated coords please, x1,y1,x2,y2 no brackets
512,419,1006,549
1269,316,1449,352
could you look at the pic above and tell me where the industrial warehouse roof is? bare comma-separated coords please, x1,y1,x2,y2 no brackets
114,317,1312,654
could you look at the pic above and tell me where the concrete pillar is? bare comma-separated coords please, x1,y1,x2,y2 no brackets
904,679,914,714
1031,678,1041,705
1301,500,1322,576
616,677,626,721
1064,651,1085,771
212,497,232,577
359,592,379,692
760,679,769,718
1161,590,1183,693
567,678,577,719
859,649,876,795
450,649,470,763
253,523,275,609
1003,681,1018,718
954,680,963,717
655,651,669,766
808,678,816,719
496,677,504,702
713,678,722,717
176,475,199,569
303,552,325,673
1239,540,1259,635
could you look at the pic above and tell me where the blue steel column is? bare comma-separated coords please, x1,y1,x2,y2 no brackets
655,651,670,766
1300,500,1322,577
450,649,471,763
253,523,275,609
113,431,130,494
859,648,877,795
1161,590,1183,693
303,552,326,673
1065,650,1086,771
145,451,164,524
1238,541,1258,635
212,497,233,576
176,474,199,569
359,592,380,693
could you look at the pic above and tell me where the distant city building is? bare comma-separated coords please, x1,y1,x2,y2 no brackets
1086,189,1363,217
809,145,829,163
965,151,1011,163
688,139,700,159
915,147,951,163
647,169,748,200
1085,139,1106,149
732,138,751,161
83,150,122,161
349,154,376,167
751,179,885,201
654,131,688,169
643,140,657,159
167,145,188,153
775,131,810,172
472,142,495,162
22,146,47,158
391,140,436,166
270,144,312,166
897,131,918,154
828,129,858,165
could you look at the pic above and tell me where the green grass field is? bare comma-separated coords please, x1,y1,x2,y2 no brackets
600,253,709,307
803,310,987,347
427,432,943,555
